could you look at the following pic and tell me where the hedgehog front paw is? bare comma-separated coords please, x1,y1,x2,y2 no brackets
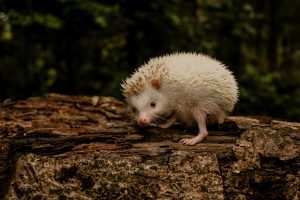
157,114,177,129
180,133,208,145
158,122,173,129
180,138,199,145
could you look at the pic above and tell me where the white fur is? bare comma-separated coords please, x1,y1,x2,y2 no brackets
129,85,172,124
123,52,239,129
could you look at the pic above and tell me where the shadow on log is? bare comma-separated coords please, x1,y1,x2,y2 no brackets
0,94,299,199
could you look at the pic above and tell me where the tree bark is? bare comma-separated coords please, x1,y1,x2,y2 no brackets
0,94,299,199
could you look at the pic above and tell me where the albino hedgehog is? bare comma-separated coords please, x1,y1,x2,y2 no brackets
121,52,238,145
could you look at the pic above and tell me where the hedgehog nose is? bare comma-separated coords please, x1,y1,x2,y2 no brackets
138,119,149,127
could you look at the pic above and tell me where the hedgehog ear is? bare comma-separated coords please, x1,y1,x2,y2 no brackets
150,79,161,90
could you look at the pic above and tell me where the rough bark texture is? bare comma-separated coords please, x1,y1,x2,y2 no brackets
0,94,299,200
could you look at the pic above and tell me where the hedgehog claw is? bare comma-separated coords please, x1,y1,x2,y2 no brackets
180,138,198,145
180,133,207,146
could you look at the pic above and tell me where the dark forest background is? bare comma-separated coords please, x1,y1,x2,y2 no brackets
0,0,300,121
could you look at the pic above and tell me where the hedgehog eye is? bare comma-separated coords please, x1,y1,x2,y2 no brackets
132,107,137,113
150,102,156,108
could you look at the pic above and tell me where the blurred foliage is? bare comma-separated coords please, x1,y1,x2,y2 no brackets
0,0,300,121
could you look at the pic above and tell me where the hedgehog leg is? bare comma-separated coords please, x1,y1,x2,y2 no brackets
180,110,208,145
205,110,225,126
158,114,177,129
216,111,225,124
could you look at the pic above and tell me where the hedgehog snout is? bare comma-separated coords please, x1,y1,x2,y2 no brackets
137,111,153,127
137,118,150,127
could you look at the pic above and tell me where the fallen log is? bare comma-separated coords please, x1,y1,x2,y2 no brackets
0,94,299,199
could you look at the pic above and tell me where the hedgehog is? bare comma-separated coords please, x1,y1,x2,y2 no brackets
121,52,238,145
